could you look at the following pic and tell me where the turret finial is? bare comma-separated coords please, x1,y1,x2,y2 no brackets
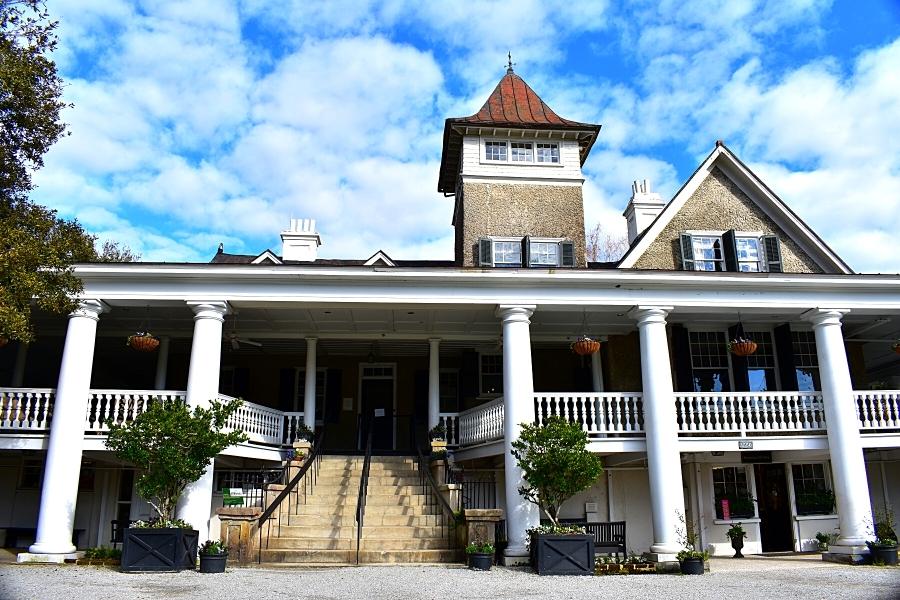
506,51,515,74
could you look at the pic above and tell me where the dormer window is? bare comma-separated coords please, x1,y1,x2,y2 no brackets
482,140,560,165
681,230,783,273
478,237,575,268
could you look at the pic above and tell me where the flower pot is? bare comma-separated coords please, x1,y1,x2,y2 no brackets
128,334,160,352
467,552,493,571
817,542,828,552
729,535,745,558
120,527,199,572
571,338,601,356
679,557,705,575
730,341,757,356
870,545,898,566
199,553,227,573
531,534,595,575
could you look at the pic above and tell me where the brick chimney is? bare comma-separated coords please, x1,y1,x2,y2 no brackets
280,219,321,262
623,179,665,244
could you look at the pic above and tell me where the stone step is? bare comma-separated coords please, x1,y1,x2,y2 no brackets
360,538,454,550
358,549,461,563
268,537,356,550
258,548,356,564
309,484,427,496
282,513,445,527
316,468,420,479
289,503,441,517
315,474,421,484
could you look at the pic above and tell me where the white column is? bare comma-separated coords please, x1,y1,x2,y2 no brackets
591,351,604,393
303,337,317,430
805,309,872,558
175,301,228,542
428,338,441,430
153,336,170,390
11,341,28,387
497,304,539,564
27,299,107,558
630,306,684,558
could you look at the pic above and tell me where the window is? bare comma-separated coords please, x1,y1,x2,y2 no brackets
485,141,507,161
510,142,534,162
681,231,783,273
536,143,559,163
493,240,522,267
529,241,560,266
792,464,834,515
712,467,754,519
791,331,820,391
689,331,731,392
19,459,42,489
480,354,503,395
744,331,776,392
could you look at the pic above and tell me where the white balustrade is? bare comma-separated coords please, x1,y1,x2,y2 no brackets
855,391,900,430
533,393,644,436
85,390,185,432
0,388,55,431
438,412,460,446
281,412,306,444
458,398,504,446
675,391,826,435
220,395,287,445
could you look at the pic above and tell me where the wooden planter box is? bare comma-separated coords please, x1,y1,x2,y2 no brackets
531,534,594,575
594,563,626,575
625,562,656,574
121,528,198,572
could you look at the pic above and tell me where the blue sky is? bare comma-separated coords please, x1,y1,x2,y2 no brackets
33,0,900,272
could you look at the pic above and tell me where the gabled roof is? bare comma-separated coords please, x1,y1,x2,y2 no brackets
617,142,853,274
363,250,395,267
437,68,601,195
251,250,282,265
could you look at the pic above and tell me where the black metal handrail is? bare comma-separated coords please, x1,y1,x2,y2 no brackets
413,432,459,544
355,416,374,565
256,429,325,563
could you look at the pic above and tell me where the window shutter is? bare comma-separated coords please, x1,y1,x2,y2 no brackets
773,324,798,391
478,237,493,266
680,233,695,270
728,325,750,391
278,368,295,411
522,236,531,268
234,368,250,399
763,235,783,272
325,369,342,423
561,241,575,267
670,324,694,392
723,229,739,272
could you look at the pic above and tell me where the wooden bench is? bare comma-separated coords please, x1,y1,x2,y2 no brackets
557,519,627,556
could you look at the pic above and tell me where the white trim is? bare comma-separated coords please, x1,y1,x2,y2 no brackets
618,145,852,273
251,250,282,265
364,250,395,267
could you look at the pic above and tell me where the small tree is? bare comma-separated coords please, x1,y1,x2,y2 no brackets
511,416,603,527
105,397,248,525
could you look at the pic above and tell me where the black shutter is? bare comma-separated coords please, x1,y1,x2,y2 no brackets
460,350,478,409
723,229,739,272
561,241,575,267
478,238,493,266
234,368,250,399
680,233,695,271
414,370,429,423
763,235,783,272
325,368,342,423
773,324,798,391
728,325,750,391
670,324,694,392
522,236,531,268
278,367,295,411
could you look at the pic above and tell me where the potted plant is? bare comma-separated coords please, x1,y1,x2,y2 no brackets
105,397,248,572
795,489,835,515
512,416,604,575
726,523,747,558
429,423,447,454
814,531,833,552
676,513,708,575
465,540,494,571
198,540,228,573
127,331,160,352
867,512,898,566
727,337,757,356
715,493,756,519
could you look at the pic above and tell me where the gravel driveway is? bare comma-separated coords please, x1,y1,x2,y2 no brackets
1,557,898,600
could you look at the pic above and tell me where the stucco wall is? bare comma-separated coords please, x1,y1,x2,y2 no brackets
458,181,586,267
631,167,824,273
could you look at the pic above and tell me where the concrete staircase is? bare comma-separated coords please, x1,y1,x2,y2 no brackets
259,455,460,565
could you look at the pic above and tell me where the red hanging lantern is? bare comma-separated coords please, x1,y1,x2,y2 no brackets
571,336,601,356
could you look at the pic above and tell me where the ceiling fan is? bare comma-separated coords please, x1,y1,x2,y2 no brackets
224,313,263,350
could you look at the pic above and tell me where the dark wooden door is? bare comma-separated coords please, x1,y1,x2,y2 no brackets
361,378,394,452
754,464,793,552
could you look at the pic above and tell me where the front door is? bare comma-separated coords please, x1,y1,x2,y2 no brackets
754,463,793,552
360,365,395,452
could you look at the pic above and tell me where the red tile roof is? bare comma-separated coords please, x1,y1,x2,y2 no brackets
438,69,600,195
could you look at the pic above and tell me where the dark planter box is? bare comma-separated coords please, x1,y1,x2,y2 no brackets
121,528,199,572
679,557,705,575
467,552,492,571
869,546,898,566
199,553,228,573
531,534,594,575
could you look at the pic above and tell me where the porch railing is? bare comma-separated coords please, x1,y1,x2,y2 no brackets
86,390,186,432
437,412,460,446
221,395,289,446
458,398,504,445
675,391,827,435
0,388,54,431
534,393,645,436
856,391,900,430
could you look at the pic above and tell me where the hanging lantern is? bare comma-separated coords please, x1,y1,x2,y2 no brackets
571,336,601,356
127,332,160,352
728,338,758,356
